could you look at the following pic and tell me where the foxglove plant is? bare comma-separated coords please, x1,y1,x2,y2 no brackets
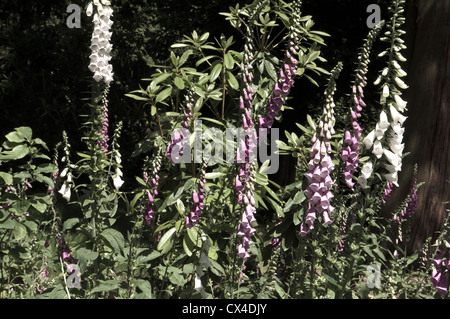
142,154,162,225
342,25,382,189
301,62,342,236
362,0,408,188
234,2,266,260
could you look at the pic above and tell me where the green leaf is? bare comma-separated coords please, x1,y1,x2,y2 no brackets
63,218,80,231
210,63,222,82
74,247,99,261
204,172,226,179
0,172,13,185
90,280,122,294
226,71,239,90
0,144,29,160
5,131,24,143
187,226,202,248
16,127,32,140
135,279,152,298
306,114,317,130
13,223,27,241
183,233,195,257
156,87,172,103
174,76,185,90
100,228,125,254
224,52,234,69
124,93,149,101
264,60,278,81
157,227,176,251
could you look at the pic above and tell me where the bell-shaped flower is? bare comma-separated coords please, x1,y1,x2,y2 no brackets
394,94,408,112
58,183,71,202
363,130,375,149
361,161,373,179
372,140,384,159
113,169,124,191
384,149,401,167
382,85,390,97
394,77,408,89
389,104,407,125
357,175,368,188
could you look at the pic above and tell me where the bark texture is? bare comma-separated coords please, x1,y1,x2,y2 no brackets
386,0,450,251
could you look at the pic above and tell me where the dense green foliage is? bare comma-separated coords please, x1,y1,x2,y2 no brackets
0,0,448,299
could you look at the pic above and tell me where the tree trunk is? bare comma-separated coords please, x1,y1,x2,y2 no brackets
386,0,450,251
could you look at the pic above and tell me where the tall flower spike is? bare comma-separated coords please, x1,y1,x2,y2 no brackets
142,154,162,225
88,1,114,85
362,0,408,188
258,1,302,130
342,24,383,189
301,62,343,236
186,166,207,229
235,1,266,260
